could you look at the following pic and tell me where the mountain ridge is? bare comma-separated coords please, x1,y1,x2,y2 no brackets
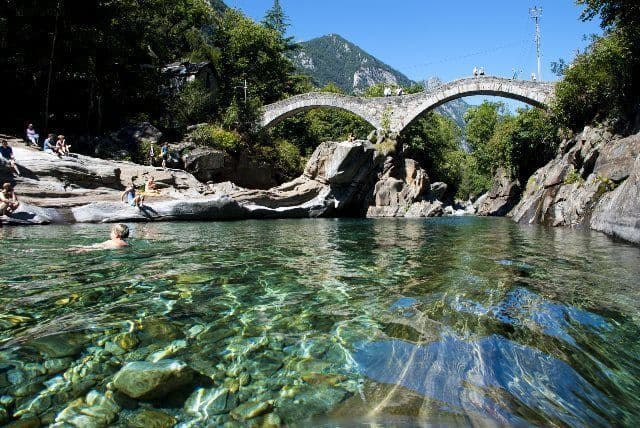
291,34,413,94
290,34,468,128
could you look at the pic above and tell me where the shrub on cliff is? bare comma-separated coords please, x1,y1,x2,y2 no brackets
190,125,244,153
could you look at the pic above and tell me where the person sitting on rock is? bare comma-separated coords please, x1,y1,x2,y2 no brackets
0,183,20,215
99,224,130,249
144,175,160,195
121,181,144,208
25,124,39,146
0,140,21,176
43,134,61,157
56,135,71,156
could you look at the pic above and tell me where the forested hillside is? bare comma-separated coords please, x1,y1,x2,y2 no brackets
291,34,413,94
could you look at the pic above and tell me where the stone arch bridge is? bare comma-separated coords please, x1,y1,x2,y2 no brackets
262,76,556,134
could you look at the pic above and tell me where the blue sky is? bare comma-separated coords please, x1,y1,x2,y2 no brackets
227,0,602,83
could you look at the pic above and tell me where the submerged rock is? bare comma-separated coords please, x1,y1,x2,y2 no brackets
112,360,194,400
126,409,176,428
52,390,120,428
229,400,273,421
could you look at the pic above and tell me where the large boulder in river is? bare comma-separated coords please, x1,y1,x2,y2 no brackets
113,360,195,400
476,168,521,216
366,157,433,218
181,147,277,189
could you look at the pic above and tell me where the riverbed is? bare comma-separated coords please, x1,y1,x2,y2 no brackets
1,217,639,426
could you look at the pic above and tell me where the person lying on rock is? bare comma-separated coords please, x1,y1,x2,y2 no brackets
0,140,21,176
100,223,130,249
0,183,20,215
121,182,144,208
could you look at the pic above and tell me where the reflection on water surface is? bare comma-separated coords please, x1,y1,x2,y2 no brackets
1,217,640,426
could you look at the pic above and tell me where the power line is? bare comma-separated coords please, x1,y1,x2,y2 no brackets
399,39,529,71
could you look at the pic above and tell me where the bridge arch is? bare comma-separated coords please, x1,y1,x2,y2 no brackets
398,77,555,131
261,92,381,130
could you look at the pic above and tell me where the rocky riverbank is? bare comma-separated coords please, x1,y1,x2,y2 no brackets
510,126,640,244
0,136,467,226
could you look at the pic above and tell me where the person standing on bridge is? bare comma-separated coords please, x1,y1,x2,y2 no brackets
479,67,485,76
473,67,478,77
531,72,537,81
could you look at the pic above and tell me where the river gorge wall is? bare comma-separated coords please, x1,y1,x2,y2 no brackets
509,125,640,244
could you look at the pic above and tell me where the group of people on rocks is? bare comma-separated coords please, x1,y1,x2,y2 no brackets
25,124,72,157
120,175,160,209
43,133,71,157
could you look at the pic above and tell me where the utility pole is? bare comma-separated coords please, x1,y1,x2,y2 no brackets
529,6,543,81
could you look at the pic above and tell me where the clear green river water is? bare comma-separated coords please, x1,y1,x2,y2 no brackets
1,217,640,427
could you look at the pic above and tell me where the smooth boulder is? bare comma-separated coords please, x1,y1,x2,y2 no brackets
112,360,194,400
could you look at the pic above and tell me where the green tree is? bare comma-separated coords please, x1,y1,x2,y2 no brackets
399,111,463,189
170,80,215,131
464,102,507,175
262,0,288,36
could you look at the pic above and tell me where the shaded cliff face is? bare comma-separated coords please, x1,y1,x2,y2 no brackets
510,126,640,244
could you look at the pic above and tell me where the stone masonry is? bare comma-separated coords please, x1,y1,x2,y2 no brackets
262,76,556,133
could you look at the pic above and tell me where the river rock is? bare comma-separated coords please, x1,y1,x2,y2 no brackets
590,153,640,243
126,409,176,428
367,158,431,218
52,390,120,428
404,200,444,218
185,387,237,418
511,126,640,235
475,168,521,216
112,360,194,400
229,401,272,421
27,332,87,358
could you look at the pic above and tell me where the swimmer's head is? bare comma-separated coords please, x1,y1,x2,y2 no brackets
111,223,130,239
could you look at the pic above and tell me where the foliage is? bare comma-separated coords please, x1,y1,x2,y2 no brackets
463,102,506,175
262,0,288,36
169,80,215,131
215,9,295,108
253,139,304,181
380,107,392,133
552,0,640,131
2,0,220,134
190,124,244,152
507,108,560,182
552,30,635,130
456,154,492,200
563,167,584,185
576,0,640,29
